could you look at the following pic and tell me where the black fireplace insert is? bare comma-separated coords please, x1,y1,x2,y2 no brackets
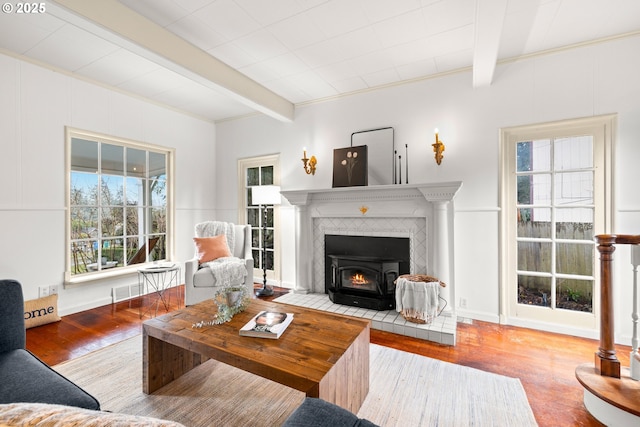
325,235,410,310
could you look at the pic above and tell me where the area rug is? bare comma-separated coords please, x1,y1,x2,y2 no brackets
54,336,537,426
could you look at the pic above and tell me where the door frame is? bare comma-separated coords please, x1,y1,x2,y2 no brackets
499,114,615,336
237,154,281,285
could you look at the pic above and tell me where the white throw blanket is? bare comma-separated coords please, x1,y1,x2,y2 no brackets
395,277,440,323
201,257,246,287
194,221,245,286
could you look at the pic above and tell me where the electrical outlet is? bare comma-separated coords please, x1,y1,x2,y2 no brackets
49,284,59,295
39,286,50,298
459,298,467,309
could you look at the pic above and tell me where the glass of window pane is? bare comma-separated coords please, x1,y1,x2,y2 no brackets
125,207,140,236
518,275,551,307
261,166,273,185
517,208,551,238
556,242,594,276
252,229,261,248
127,148,146,177
555,208,594,240
101,175,124,206
101,144,124,176
265,207,274,227
148,152,166,179
150,207,166,233
126,237,141,264
126,177,143,205
150,178,166,207
101,207,124,237
71,138,98,172
70,207,98,238
554,171,593,205
252,249,261,269
265,250,274,270
517,140,551,172
248,208,259,227
517,241,552,272
518,174,551,205
247,167,259,186
556,278,593,312
265,229,274,249
70,172,98,206
151,236,165,261
554,136,593,170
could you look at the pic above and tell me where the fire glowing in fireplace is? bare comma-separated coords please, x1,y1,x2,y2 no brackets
351,272,369,285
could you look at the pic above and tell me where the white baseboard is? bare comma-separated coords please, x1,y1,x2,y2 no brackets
58,297,113,317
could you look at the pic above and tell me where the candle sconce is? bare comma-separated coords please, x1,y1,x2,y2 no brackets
302,148,317,175
432,128,445,165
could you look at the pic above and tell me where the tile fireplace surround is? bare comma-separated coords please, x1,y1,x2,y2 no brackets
281,182,462,345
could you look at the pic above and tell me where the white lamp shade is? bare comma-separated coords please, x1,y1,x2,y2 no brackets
252,185,281,205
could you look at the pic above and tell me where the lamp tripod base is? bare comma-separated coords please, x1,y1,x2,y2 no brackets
255,283,274,297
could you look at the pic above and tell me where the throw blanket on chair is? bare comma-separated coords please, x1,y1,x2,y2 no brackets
195,221,236,254
195,221,245,287
201,257,246,287
395,276,443,324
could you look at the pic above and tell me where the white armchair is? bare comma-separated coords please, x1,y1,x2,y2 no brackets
184,222,254,306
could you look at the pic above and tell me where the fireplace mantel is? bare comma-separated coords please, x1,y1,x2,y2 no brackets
281,181,463,314
281,182,462,207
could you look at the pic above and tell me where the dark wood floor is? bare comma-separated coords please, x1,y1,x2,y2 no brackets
26,285,631,427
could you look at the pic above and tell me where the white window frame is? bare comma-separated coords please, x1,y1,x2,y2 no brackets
237,154,281,285
499,115,615,335
64,127,175,285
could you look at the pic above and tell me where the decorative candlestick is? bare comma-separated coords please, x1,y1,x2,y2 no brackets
405,144,408,184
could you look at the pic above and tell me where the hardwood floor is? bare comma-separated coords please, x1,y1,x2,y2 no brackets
26,285,631,427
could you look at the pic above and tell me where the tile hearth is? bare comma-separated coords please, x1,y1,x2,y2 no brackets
273,292,456,345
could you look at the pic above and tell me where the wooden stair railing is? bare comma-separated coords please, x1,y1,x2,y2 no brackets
594,234,640,378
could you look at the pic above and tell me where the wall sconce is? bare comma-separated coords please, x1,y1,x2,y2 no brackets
302,147,317,175
432,128,445,165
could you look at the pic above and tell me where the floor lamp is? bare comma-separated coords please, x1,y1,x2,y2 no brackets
252,185,281,297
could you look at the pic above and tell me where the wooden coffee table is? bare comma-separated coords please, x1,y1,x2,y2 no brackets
142,298,370,413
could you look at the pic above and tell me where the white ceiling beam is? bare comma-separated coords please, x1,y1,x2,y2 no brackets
49,0,294,122
472,0,508,88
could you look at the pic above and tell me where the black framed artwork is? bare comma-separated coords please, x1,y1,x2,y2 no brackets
332,145,368,188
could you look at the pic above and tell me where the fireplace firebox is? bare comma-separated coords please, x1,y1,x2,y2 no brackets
325,234,410,310
328,255,400,310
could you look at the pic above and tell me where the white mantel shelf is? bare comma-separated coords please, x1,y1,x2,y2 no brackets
281,181,463,206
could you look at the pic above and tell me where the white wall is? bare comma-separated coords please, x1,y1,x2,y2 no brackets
216,34,640,342
0,53,217,315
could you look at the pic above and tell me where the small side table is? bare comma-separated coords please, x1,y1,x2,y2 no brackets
138,264,181,318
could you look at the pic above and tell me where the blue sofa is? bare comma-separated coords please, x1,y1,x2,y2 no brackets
0,279,100,410
283,398,378,427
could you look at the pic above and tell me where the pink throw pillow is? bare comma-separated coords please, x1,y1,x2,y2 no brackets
194,235,232,264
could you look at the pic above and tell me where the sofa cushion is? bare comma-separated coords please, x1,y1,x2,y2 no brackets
0,403,185,426
0,349,100,410
283,398,379,427
193,234,232,264
24,294,61,329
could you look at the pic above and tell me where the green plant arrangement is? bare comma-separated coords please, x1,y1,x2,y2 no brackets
192,285,251,328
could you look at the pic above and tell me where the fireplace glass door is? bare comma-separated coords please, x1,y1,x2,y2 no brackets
339,266,380,294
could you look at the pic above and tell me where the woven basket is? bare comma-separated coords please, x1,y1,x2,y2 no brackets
396,274,445,324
